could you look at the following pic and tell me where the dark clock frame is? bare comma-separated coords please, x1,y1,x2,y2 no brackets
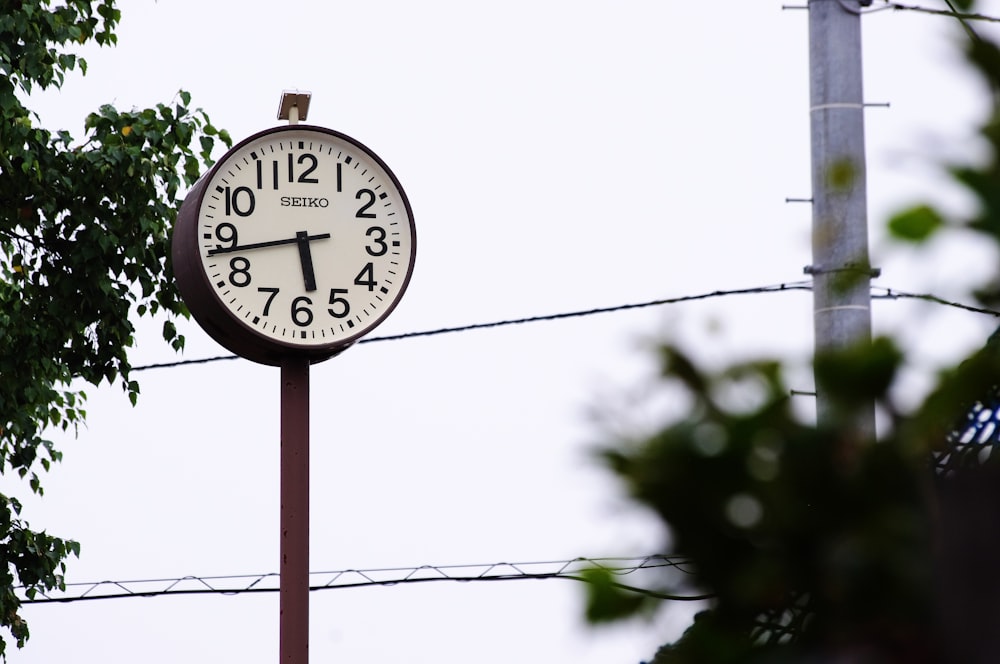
171,124,416,366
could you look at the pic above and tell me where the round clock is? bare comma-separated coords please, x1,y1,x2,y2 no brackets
172,125,416,366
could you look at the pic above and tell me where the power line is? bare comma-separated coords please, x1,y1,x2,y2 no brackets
18,555,709,605
886,1,1000,23
366,282,816,342
131,282,1000,373
872,287,1000,316
828,0,1000,23
133,281,813,371
783,2,1000,26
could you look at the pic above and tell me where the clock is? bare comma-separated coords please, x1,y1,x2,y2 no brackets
172,125,416,366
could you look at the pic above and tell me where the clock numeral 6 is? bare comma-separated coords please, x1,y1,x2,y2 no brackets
328,288,350,319
291,296,313,327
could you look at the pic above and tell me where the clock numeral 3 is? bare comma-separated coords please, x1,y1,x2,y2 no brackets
366,226,388,256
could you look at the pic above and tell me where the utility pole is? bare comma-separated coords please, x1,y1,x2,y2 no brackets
807,0,877,439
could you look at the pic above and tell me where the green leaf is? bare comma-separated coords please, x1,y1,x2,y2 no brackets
580,566,650,623
887,204,944,243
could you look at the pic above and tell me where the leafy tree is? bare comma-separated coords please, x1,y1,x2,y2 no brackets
0,0,229,656
584,1,1000,661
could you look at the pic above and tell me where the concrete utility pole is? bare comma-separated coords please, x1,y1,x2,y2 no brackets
807,0,877,438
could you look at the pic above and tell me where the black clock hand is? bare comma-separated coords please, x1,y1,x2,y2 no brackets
295,230,318,292
207,232,331,256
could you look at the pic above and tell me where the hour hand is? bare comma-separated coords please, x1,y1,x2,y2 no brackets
295,230,317,292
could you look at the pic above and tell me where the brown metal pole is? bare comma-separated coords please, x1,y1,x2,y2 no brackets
280,356,310,663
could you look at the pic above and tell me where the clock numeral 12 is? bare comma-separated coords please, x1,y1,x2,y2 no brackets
254,154,320,190
288,153,319,184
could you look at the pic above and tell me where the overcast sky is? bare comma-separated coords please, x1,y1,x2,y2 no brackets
13,1,1000,662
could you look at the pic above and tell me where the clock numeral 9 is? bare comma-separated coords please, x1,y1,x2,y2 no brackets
215,223,238,251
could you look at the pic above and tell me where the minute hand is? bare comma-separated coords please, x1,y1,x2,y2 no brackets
207,233,331,256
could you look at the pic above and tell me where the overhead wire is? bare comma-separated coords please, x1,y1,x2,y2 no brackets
130,281,1000,373
828,0,1000,22
17,555,711,605
871,286,1000,316
886,1,1000,23
132,281,813,371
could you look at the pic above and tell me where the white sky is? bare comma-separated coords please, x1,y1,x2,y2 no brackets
12,1,1000,662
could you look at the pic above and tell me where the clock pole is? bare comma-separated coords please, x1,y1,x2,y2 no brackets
278,90,312,663
280,355,310,663
174,88,415,663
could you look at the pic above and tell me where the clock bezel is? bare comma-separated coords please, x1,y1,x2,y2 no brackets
172,124,416,366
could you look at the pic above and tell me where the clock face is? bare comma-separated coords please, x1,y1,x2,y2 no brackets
173,125,415,365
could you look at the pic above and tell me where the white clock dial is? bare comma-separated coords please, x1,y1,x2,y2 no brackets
187,126,415,356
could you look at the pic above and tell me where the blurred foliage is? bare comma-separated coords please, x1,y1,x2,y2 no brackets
585,4,1000,662
0,0,230,657
886,205,944,244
